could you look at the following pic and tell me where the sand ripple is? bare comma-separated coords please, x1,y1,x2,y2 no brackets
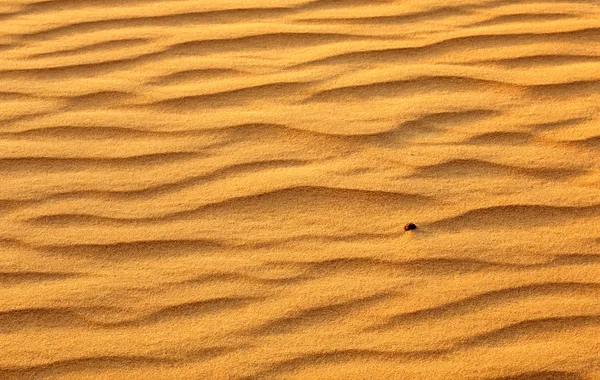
1,0,600,378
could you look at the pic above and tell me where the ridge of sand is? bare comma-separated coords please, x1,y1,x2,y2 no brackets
1,0,600,379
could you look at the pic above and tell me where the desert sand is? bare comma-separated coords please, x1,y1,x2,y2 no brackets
1,0,600,379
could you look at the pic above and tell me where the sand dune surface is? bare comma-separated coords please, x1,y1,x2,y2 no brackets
1,0,600,379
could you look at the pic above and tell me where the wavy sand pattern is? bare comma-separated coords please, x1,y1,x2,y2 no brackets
1,0,600,379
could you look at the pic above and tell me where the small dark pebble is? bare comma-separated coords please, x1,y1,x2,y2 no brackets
404,223,417,231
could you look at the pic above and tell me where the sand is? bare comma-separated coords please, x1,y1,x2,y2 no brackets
1,0,600,379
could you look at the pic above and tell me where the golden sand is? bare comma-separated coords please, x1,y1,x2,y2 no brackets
1,0,600,378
